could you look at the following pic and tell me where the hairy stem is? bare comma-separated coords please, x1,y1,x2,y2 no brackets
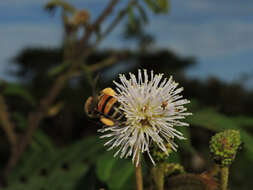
220,167,229,190
135,158,143,190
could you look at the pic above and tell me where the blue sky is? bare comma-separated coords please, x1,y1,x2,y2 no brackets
0,0,253,88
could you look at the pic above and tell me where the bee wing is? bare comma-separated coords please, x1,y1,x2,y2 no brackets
90,73,101,109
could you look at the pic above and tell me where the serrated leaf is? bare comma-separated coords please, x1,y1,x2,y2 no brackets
3,84,36,106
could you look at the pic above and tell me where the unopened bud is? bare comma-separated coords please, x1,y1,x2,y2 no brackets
209,129,241,167
151,142,173,163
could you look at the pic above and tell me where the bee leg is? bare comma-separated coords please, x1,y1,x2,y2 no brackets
100,116,114,126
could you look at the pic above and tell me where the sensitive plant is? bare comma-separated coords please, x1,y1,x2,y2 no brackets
0,0,249,189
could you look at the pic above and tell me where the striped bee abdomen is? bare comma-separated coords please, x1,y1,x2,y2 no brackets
97,94,126,122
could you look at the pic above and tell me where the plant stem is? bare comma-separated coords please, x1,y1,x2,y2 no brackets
135,158,143,190
80,0,119,43
0,95,17,150
2,0,121,181
220,167,229,190
151,164,164,190
208,164,220,177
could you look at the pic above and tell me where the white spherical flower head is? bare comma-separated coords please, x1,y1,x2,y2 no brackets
99,69,192,166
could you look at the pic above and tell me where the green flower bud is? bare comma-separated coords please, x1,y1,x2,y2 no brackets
209,129,241,167
151,142,173,163
164,163,185,177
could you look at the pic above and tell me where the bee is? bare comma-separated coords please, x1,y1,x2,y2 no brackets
84,87,126,126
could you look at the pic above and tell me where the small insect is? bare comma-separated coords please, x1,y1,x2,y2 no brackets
161,101,168,110
85,87,126,126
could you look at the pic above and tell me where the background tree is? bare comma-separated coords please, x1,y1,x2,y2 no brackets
0,0,253,190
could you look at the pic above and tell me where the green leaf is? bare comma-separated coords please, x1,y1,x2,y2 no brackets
136,4,148,23
157,0,169,12
107,159,135,190
13,112,55,151
127,7,136,30
45,0,76,13
186,108,238,131
3,83,36,106
177,126,196,154
240,131,253,160
96,151,117,182
33,129,56,151
5,136,102,190
233,116,253,128
187,99,202,112
13,112,27,130
144,0,170,14
59,136,105,165
186,108,253,162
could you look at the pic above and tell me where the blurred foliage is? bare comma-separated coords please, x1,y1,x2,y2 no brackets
165,173,217,190
2,83,36,106
1,0,253,189
4,46,253,190
144,0,169,14
0,135,135,190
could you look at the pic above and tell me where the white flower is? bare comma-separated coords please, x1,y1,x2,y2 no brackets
99,69,192,166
